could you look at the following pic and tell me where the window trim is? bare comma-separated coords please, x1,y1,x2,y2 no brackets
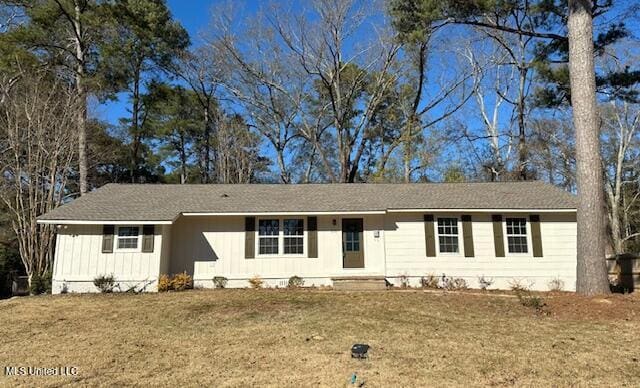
502,216,533,256
114,225,141,252
255,217,306,257
435,216,464,256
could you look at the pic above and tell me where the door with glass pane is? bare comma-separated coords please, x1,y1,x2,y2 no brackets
342,218,364,268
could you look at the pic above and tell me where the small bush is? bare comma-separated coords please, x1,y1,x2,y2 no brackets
477,275,494,291
420,274,439,289
288,275,304,288
399,273,410,288
508,278,531,293
440,274,467,291
93,274,116,293
547,278,565,292
248,275,263,289
516,290,547,314
157,274,171,292
30,271,52,295
213,276,228,289
448,277,468,291
171,272,193,291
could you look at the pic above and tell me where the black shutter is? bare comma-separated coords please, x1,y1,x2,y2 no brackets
307,216,318,258
461,215,474,257
102,225,114,253
245,217,255,259
492,215,505,257
142,225,155,253
424,214,436,257
530,215,543,257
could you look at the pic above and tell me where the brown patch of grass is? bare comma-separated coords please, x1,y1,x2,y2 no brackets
1,290,639,386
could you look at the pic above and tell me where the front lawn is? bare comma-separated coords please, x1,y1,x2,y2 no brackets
0,289,638,386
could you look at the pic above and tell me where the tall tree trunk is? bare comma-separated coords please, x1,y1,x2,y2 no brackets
130,72,141,183
517,66,528,180
180,134,187,184
73,1,87,195
567,0,610,295
202,106,211,183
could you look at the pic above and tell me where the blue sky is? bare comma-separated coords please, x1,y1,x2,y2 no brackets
94,0,216,125
94,0,640,181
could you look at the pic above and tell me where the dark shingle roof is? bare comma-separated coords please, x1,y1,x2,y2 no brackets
37,181,577,222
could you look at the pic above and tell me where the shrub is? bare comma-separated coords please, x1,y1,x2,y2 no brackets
171,272,193,291
477,275,494,291
508,278,531,293
248,275,263,289
420,274,439,289
157,274,171,292
30,271,52,295
399,273,410,288
547,278,565,292
448,277,468,291
288,275,304,288
213,276,228,289
93,274,116,293
440,274,467,291
516,290,547,314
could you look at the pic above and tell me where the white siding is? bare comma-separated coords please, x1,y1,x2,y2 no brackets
49,211,577,293
51,224,166,293
384,212,577,291
170,215,385,287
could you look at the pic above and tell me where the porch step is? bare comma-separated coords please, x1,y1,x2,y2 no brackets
331,276,387,291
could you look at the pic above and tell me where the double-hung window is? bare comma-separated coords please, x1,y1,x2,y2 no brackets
117,226,139,249
258,218,305,255
258,219,280,255
437,217,459,253
506,218,528,253
283,219,304,254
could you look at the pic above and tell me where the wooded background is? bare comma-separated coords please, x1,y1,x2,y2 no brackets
0,0,638,295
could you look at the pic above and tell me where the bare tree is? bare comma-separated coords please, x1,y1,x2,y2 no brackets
601,101,640,254
208,3,305,183
0,71,78,288
459,44,515,180
567,0,610,295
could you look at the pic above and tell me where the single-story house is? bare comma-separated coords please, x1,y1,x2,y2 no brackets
37,181,578,293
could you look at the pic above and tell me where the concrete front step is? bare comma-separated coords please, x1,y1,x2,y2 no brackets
331,276,388,291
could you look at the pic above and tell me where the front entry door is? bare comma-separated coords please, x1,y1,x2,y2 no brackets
342,218,364,268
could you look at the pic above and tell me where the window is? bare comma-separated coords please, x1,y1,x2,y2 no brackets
437,218,459,253
344,229,360,252
506,218,528,253
117,226,139,249
258,219,280,255
284,219,304,254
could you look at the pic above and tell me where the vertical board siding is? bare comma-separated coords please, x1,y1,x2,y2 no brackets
53,224,165,286
170,215,386,283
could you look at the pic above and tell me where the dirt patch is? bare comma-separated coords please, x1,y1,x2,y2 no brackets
546,292,640,321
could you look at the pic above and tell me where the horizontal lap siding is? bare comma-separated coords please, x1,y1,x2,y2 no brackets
53,225,164,283
384,212,577,291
